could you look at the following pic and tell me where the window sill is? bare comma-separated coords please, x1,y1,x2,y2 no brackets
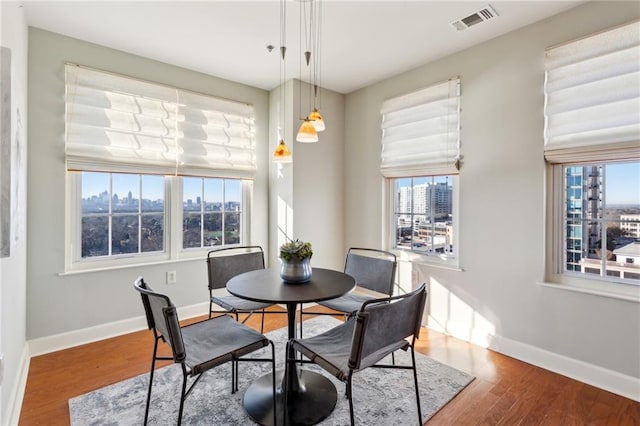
538,280,640,303
393,250,463,272
59,256,205,276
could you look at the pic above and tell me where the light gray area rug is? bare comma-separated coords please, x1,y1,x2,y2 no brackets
69,317,474,425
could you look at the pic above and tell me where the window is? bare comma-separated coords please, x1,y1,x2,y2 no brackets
381,78,460,263
81,172,164,258
561,161,640,283
65,65,255,270
183,177,242,249
70,172,249,267
545,21,640,288
392,176,455,258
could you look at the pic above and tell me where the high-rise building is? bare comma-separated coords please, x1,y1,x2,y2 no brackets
399,181,452,222
565,165,602,272
621,214,640,238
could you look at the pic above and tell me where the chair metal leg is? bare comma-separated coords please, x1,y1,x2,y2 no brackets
260,308,266,333
270,341,277,426
234,359,239,392
231,358,240,393
231,361,236,393
410,346,423,425
177,364,189,426
347,374,355,426
143,336,161,426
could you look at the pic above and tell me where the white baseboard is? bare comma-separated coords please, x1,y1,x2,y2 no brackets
5,344,30,426
489,334,640,402
28,302,209,357
425,315,639,402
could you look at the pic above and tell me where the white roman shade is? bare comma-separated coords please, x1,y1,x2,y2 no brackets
381,78,460,177
65,64,256,179
544,20,640,164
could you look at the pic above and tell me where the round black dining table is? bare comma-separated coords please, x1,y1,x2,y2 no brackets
227,267,356,426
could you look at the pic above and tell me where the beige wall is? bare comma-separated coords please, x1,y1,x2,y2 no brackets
268,79,346,270
26,28,270,340
344,1,640,395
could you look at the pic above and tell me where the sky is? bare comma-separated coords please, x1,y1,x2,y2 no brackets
606,162,640,205
81,172,241,202
82,163,639,206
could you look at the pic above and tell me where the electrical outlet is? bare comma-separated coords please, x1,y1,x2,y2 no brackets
166,271,177,284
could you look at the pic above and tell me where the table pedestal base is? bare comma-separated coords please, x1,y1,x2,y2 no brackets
243,369,338,426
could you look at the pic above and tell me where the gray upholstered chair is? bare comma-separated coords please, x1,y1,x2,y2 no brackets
134,277,276,426
286,283,427,425
299,247,397,337
207,246,277,333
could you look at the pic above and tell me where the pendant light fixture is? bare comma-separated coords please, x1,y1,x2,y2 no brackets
296,0,322,142
309,108,325,131
272,139,292,162
308,0,325,132
272,0,293,163
296,118,318,143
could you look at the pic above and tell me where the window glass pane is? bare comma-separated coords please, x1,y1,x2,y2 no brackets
605,162,640,215
183,213,202,248
584,220,603,264
183,178,244,249
81,216,108,257
393,175,454,257
204,178,223,210
563,161,640,283
142,175,164,213
112,215,139,254
112,174,139,213
183,177,202,212
80,172,165,260
225,212,241,244
141,214,164,252
203,213,222,246
81,172,109,214
225,180,241,210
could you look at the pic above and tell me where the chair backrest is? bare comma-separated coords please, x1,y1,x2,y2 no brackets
134,277,186,362
348,283,427,370
344,248,397,295
206,246,265,290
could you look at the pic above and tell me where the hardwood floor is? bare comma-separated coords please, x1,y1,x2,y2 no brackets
19,306,640,425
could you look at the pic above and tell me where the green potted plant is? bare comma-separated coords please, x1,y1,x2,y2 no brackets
279,239,313,283
279,239,313,261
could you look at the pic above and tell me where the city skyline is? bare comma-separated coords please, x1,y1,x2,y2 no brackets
80,162,639,206
81,172,242,203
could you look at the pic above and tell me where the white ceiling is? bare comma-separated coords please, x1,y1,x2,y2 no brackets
22,1,584,94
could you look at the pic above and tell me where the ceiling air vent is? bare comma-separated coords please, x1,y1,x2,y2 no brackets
450,5,498,31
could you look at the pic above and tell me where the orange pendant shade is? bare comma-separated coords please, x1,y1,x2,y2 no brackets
296,119,319,143
272,139,293,163
308,109,326,131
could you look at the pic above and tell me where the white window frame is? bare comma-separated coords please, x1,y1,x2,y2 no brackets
65,173,252,272
63,64,257,273
174,178,253,260
545,163,640,301
542,21,640,301
381,77,462,270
